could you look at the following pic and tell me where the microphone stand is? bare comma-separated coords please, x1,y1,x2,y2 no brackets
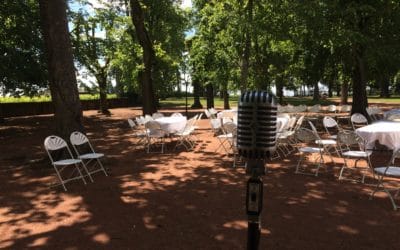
246,159,265,250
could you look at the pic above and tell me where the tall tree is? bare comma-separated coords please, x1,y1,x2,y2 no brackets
39,0,84,138
129,0,157,115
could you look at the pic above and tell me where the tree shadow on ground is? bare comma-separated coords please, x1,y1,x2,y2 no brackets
1,108,400,249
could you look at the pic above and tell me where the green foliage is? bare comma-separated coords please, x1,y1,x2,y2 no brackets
0,0,48,96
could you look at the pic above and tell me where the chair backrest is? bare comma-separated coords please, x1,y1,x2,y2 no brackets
171,112,183,117
209,108,218,116
277,113,290,119
44,135,74,163
70,131,90,146
152,112,164,119
135,116,145,125
204,109,212,118
286,116,297,131
128,118,136,129
145,120,162,130
222,121,237,135
309,104,321,113
308,120,319,137
323,116,339,136
144,114,154,123
351,113,368,129
323,116,338,129
145,120,165,136
339,105,351,113
327,105,337,113
337,130,365,151
293,115,305,131
210,118,222,130
294,128,317,143
45,135,68,151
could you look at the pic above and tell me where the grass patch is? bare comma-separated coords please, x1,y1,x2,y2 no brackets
0,94,118,103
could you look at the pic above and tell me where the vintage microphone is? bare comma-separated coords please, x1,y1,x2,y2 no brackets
237,90,277,250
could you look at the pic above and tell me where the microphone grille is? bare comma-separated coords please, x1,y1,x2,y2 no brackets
237,91,277,159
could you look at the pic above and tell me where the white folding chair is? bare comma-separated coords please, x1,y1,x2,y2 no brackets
370,148,400,210
309,120,339,159
145,120,166,153
171,112,183,117
337,105,352,125
216,121,237,154
327,104,337,113
152,112,164,119
44,135,87,191
128,118,148,148
294,128,325,176
70,131,108,179
323,116,341,139
336,130,372,183
174,117,197,151
351,113,368,130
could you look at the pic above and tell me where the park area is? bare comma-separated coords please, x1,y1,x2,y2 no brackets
1,104,400,249
3,0,400,249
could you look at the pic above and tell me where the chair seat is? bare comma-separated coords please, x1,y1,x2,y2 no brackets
299,147,323,153
374,166,400,177
329,135,337,139
342,150,371,158
79,153,104,160
217,133,233,139
316,139,336,145
53,158,82,166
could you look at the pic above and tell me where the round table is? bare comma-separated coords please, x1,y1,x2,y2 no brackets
155,116,187,134
355,121,400,150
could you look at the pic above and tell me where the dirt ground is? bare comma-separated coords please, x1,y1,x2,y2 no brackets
1,106,400,250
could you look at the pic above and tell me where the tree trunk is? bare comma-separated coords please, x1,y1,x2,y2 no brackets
191,79,203,108
39,0,84,140
239,0,253,92
129,0,157,115
206,84,214,109
379,75,390,98
222,87,230,110
312,80,320,101
340,80,349,105
276,76,284,104
96,73,110,115
351,44,369,118
336,80,341,97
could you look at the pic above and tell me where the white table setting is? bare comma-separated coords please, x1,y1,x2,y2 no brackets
355,121,400,150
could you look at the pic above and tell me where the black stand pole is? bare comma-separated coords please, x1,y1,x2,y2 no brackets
246,160,264,250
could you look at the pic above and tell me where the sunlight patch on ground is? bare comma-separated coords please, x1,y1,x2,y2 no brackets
223,220,247,230
143,216,158,230
120,196,148,208
0,194,91,248
92,233,110,244
27,237,49,248
336,225,359,235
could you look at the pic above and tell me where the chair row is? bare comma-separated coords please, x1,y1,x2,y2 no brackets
294,121,400,211
44,132,107,191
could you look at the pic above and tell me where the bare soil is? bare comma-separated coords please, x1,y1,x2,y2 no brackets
1,106,400,250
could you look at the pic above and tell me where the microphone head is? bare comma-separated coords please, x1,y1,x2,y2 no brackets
237,91,277,159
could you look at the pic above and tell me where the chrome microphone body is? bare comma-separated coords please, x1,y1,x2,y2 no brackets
236,90,277,250
237,91,277,174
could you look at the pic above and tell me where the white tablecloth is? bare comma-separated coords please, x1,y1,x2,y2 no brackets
355,121,400,150
155,116,187,134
